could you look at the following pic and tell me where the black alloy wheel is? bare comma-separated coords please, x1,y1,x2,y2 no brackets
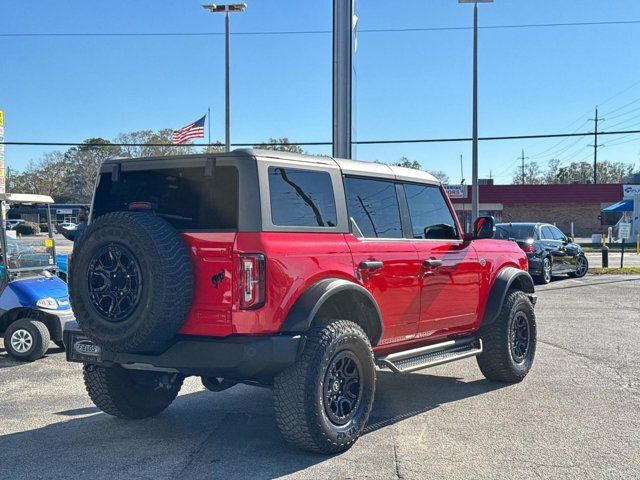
323,350,363,426
87,243,142,322
510,311,531,364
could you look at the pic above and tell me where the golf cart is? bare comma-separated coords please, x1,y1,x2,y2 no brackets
0,193,74,361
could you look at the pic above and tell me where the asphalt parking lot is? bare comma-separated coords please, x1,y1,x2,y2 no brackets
1,275,638,479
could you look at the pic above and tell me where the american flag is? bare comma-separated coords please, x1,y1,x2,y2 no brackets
171,115,206,144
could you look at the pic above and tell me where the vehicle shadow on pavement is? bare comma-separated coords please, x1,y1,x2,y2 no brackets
0,343,65,369
0,371,507,479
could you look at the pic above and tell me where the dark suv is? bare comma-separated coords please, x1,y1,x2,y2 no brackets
64,150,537,453
495,222,588,284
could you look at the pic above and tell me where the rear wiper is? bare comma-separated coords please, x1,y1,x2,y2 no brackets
156,213,193,222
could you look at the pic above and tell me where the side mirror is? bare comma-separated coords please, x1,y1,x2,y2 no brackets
473,216,495,239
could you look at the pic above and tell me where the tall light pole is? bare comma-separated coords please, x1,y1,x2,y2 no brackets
459,0,492,221
202,3,247,152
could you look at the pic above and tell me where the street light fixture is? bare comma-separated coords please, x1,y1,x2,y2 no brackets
202,3,247,152
459,0,492,224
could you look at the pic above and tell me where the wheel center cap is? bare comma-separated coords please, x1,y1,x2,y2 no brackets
332,380,340,393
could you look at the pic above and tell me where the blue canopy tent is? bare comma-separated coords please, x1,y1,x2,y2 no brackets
602,199,633,212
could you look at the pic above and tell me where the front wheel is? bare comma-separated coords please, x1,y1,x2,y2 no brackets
3,319,50,361
569,255,588,278
83,364,183,419
477,290,536,383
273,319,376,454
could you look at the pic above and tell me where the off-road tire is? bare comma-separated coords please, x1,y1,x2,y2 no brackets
3,319,50,361
477,290,536,383
273,319,376,454
83,364,183,419
69,212,193,353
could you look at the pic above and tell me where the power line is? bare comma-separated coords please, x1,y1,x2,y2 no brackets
3,128,640,148
2,19,640,38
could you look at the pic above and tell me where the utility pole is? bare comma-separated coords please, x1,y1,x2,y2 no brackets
459,0,493,220
589,107,604,184
333,0,354,159
520,149,528,185
460,154,465,184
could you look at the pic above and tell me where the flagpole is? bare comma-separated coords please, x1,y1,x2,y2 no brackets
208,107,211,147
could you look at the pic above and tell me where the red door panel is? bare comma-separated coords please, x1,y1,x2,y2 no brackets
345,235,422,345
414,241,481,340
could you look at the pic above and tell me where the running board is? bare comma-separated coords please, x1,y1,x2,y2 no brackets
376,337,483,374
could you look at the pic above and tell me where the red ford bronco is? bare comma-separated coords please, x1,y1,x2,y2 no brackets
64,149,536,453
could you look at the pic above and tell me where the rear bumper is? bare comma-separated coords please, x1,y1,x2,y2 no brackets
63,321,304,381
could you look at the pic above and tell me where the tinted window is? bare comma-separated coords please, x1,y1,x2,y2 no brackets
550,226,566,241
344,177,402,238
541,226,554,239
495,224,535,240
93,166,239,230
404,184,458,239
269,167,337,227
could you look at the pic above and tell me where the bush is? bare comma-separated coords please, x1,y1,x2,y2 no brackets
16,221,41,236
39,223,49,233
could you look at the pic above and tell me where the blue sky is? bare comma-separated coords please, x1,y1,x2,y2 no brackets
1,0,640,184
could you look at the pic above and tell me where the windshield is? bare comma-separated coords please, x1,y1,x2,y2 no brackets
495,224,535,240
2,235,55,272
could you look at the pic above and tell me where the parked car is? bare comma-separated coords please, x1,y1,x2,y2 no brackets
0,193,75,361
64,150,537,454
57,222,77,231
495,222,588,284
5,219,25,230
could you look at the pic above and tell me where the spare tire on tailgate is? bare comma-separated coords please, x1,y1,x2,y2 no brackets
69,212,193,353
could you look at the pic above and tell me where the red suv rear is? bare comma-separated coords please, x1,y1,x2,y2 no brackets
65,149,536,453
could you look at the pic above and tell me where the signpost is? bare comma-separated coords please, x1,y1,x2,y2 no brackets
618,221,631,267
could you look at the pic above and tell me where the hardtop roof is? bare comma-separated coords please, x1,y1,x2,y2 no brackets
102,148,441,185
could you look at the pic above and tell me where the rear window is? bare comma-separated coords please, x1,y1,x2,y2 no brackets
93,166,239,230
268,166,337,227
495,224,535,240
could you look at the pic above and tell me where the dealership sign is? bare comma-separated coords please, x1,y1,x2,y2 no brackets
623,185,640,198
444,185,467,199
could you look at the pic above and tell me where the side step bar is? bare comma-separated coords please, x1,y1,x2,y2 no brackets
376,337,483,374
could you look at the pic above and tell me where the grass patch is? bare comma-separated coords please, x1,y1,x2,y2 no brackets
589,267,640,275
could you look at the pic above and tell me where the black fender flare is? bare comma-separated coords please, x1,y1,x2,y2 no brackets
281,278,384,346
481,267,536,328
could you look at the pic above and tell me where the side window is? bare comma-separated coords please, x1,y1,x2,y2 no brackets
403,183,459,239
550,226,566,241
344,177,403,238
541,226,554,240
268,167,337,227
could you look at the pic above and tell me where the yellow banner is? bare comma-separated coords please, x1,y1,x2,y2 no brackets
0,110,3,126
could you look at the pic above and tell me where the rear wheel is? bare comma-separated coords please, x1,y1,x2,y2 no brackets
537,257,552,284
273,319,376,454
3,319,50,362
83,364,183,419
477,290,536,383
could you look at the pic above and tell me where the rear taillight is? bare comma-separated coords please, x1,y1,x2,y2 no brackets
520,239,535,253
239,254,265,309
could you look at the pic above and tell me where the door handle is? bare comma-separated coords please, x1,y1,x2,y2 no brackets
422,259,443,268
359,260,383,271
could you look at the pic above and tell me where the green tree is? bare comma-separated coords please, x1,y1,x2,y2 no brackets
254,137,305,154
65,138,122,203
512,161,543,184
9,152,74,202
115,129,195,158
394,156,421,169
